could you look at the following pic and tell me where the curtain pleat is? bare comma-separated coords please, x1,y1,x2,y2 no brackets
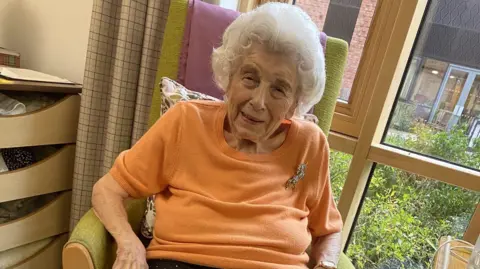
70,0,171,229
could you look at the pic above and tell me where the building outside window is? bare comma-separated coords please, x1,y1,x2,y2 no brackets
397,59,480,132
386,0,480,170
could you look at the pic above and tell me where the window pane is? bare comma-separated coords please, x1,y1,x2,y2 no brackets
347,164,479,269
296,0,378,102
330,150,351,202
385,0,480,170
295,0,330,31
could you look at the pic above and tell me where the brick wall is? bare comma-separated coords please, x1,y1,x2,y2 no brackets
297,0,377,101
296,0,330,31
341,0,377,101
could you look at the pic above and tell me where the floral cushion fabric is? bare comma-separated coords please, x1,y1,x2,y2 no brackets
160,77,220,115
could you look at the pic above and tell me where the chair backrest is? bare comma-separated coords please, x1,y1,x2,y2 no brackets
149,0,348,136
178,0,239,99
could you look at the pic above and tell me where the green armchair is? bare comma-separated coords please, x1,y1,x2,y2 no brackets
63,1,354,268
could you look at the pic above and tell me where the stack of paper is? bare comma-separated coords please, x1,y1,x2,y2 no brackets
0,66,74,84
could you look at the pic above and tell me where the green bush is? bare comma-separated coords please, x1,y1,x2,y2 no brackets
387,122,480,168
390,102,416,132
332,122,480,269
347,164,478,268
330,150,351,202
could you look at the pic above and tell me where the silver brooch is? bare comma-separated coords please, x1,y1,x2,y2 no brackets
285,163,307,190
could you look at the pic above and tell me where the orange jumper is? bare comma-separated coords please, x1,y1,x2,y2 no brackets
110,101,342,269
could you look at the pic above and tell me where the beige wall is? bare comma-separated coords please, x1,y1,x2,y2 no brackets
0,0,93,83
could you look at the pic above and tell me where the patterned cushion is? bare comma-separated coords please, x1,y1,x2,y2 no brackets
160,77,220,116
139,77,220,243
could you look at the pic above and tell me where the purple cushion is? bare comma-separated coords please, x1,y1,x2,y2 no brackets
177,0,327,99
182,1,240,99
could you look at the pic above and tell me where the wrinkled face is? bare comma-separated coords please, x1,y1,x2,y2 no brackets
225,46,298,142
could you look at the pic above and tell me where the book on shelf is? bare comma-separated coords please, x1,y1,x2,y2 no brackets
0,47,20,68
0,66,74,84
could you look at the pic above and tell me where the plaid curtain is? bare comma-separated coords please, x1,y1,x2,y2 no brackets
70,0,171,229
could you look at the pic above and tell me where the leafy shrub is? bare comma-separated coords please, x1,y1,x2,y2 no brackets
387,123,480,169
335,122,480,269
347,164,478,268
390,102,416,132
330,150,351,202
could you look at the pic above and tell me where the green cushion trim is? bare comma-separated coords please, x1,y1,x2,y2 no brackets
148,0,189,127
339,252,356,269
66,199,146,269
314,37,349,136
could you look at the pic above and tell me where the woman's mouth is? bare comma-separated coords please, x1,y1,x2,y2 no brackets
241,112,263,124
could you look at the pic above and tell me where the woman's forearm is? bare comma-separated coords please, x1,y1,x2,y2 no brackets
311,232,342,267
91,173,137,243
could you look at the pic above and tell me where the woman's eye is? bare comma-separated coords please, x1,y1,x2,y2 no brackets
273,87,285,95
242,76,256,86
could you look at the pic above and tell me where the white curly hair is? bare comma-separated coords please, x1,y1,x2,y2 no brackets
211,2,325,116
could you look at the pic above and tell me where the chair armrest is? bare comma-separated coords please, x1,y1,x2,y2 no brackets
63,199,146,269
338,252,356,269
63,208,111,269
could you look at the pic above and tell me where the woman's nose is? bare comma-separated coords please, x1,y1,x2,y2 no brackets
250,85,267,111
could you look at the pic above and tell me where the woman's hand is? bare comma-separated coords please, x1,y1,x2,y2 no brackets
113,236,148,269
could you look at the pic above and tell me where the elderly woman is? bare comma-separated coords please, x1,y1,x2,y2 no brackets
92,3,342,269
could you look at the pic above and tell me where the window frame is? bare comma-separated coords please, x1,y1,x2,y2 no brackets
330,0,385,137
326,0,480,248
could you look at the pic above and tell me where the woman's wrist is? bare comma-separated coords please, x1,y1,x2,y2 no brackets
311,232,341,269
115,232,142,247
